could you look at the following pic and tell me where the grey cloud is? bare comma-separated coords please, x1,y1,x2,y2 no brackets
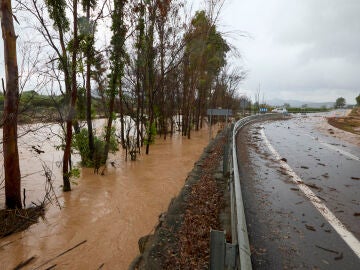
276,0,360,62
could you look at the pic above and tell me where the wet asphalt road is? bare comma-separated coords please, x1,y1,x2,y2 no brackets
236,114,360,269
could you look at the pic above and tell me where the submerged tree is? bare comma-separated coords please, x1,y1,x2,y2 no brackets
1,0,22,208
17,0,81,191
81,0,98,162
103,0,127,163
62,0,80,191
182,10,229,136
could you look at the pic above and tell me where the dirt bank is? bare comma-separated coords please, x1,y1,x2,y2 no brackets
131,128,231,269
317,110,360,147
327,108,360,136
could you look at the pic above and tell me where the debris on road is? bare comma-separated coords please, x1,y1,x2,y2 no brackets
315,244,339,255
305,183,322,191
305,224,316,231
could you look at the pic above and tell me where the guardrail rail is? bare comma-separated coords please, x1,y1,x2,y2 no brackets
230,114,286,269
210,113,286,269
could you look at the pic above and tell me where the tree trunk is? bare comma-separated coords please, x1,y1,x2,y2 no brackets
145,114,154,155
136,69,141,149
85,6,94,160
62,0,79,192
103,86,115,163
1,0,22,209
118,84,125,149
62,122,72,191
140,88,145,147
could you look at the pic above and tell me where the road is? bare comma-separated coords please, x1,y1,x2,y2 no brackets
236,114,360,269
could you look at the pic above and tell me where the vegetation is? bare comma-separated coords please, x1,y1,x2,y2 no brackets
335,97,346,108
182,10,230,136
0,205,45,237
1,0,246,208
73,128,118,167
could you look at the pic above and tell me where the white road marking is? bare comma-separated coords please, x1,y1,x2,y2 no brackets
304,134,360,161
261,128,360,258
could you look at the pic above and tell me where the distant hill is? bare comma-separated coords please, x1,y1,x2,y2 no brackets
268,98,335,108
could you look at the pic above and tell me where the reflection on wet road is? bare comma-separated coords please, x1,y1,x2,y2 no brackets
237,114,360,269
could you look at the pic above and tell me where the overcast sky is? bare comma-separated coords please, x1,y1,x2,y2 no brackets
215,0,360,104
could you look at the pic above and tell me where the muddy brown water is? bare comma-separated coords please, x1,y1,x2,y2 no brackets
0,121,216,269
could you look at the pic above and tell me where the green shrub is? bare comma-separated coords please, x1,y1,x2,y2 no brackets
73,127,118,167
144,121,157,145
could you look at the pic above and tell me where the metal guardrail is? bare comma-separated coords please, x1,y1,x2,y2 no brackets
209,113,286,269
229,113,286,269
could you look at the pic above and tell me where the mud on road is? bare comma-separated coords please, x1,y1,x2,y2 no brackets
237,118,360,270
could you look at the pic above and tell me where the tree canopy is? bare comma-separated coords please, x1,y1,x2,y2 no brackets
335,97,346,108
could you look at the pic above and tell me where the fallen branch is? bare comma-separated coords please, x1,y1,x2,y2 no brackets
15,213,37,223
41,162,61,210
305,224,316,231
0,239,16,249
13,256,36,270
33,240,87,270
315,244,339,254
334,252,343,260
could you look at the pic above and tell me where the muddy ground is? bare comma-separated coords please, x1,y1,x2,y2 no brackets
318,111,360,147
130,128,232,270
327,107,360,136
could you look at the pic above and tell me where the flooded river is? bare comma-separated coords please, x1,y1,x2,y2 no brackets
0,121,214,269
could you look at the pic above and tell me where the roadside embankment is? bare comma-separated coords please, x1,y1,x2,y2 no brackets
130,128,231,269
327,107,360,136
317,108,360,147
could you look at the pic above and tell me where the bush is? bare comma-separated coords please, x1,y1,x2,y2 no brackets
73,127,118,167
144,121,157,145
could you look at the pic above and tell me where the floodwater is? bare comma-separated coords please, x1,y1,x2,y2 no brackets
0,120,214,269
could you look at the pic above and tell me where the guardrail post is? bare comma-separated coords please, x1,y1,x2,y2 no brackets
223,139,229,176
230,169,236,245
210,230,225,270
210,230,238,270
223,125,234,176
